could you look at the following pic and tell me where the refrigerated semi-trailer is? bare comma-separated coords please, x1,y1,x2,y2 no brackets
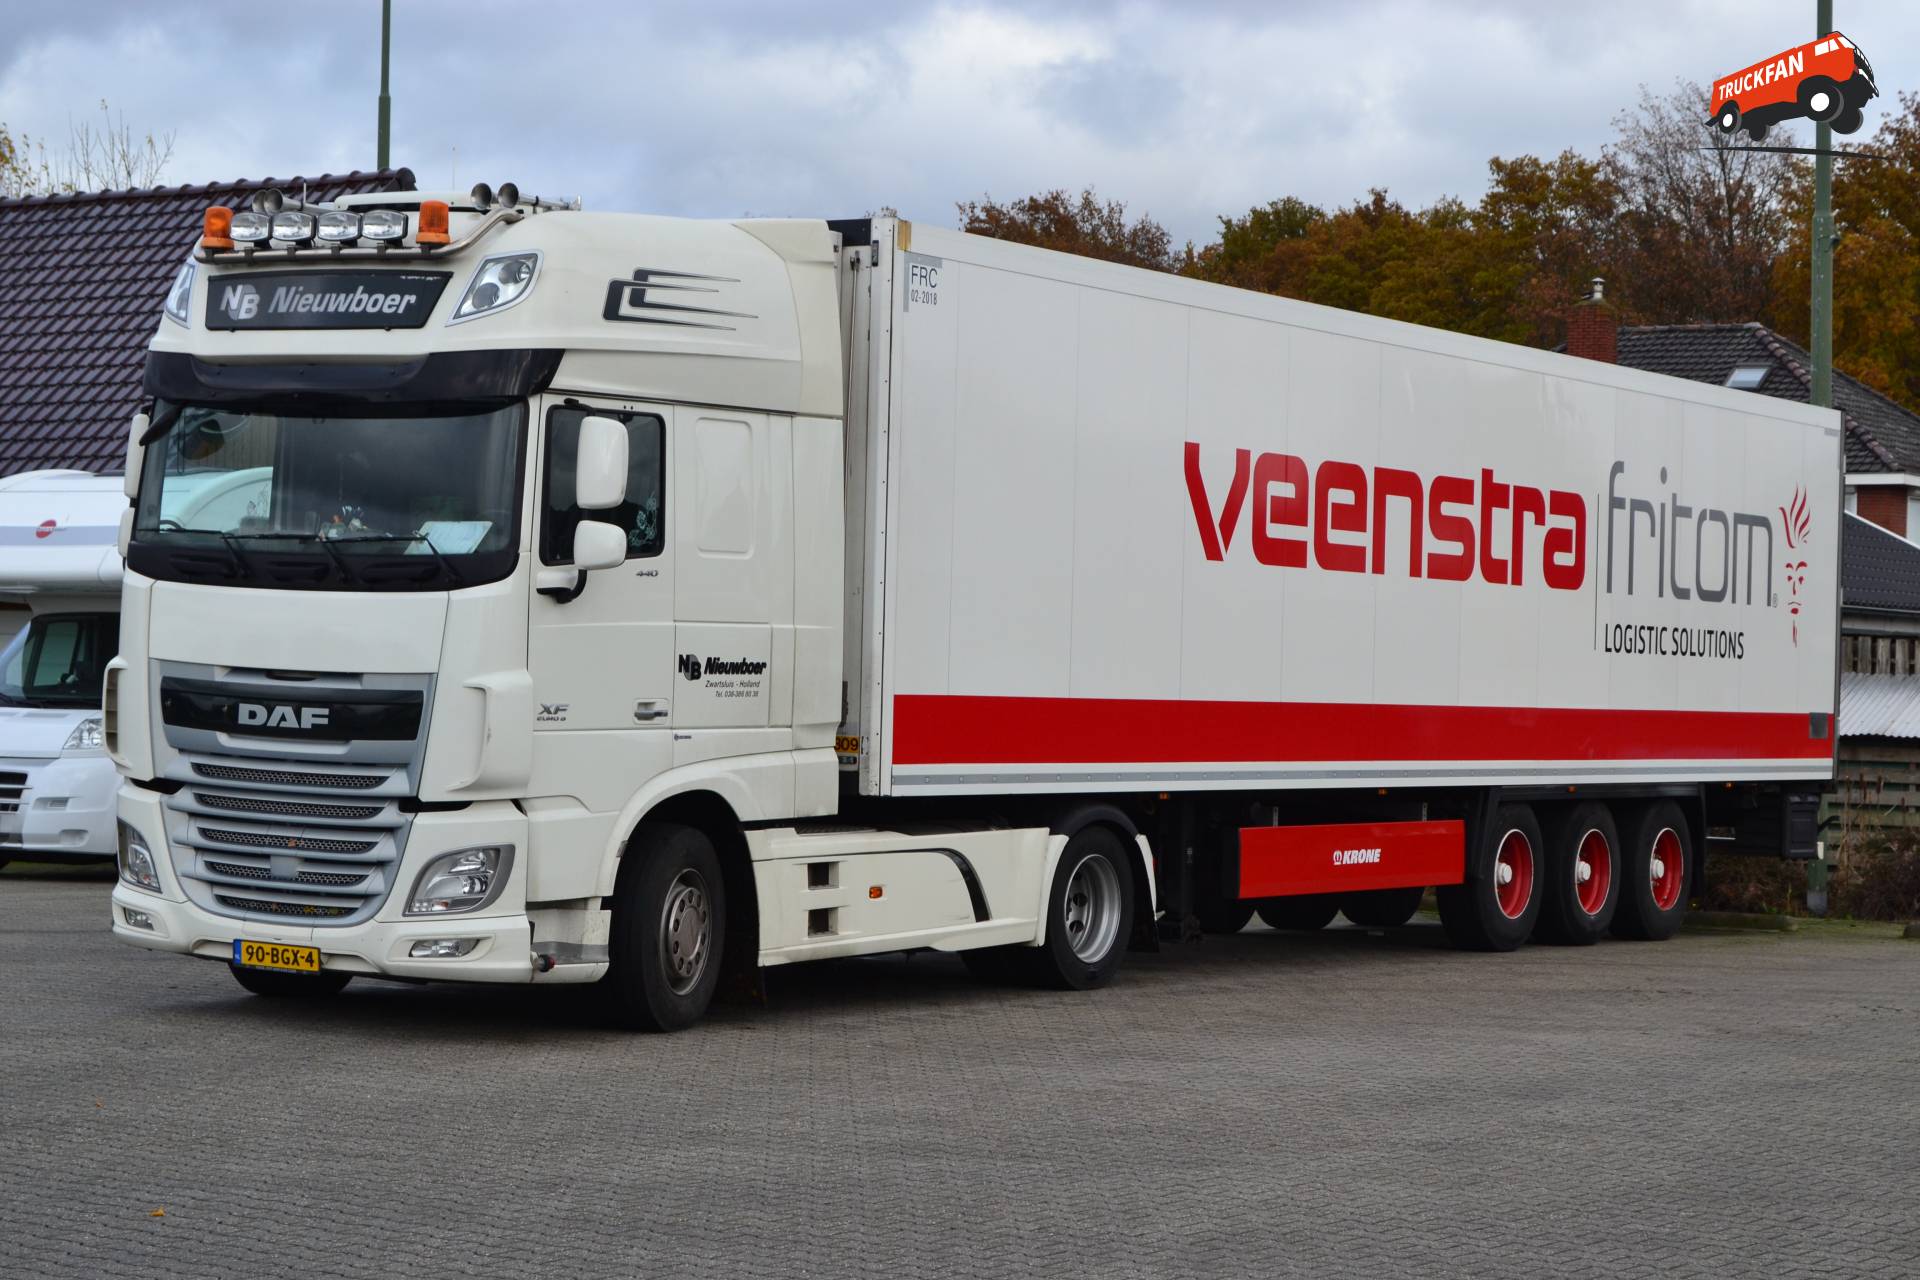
107,191,1838,1028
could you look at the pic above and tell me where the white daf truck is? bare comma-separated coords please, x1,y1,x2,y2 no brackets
107,188,1839,1029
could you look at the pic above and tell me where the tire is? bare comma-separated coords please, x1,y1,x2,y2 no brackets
1436,803,1543,951
1745,121,1769,144
1195,899,1255,934
605,822,726,1031
1339,886,1425,929
1833,106,1865,135
229,965,353,998
1023,826,1135,990
1256,895,1339,931
1611,802,1691,942
1535,802,1621,946
1715,103,1741,135
1798,76,1844,123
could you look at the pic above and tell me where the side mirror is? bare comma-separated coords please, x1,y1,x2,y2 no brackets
574,415,628,511
125,411,149,499
572,519,627,571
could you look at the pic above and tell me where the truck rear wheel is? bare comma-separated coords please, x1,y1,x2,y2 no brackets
1611,802,1691,942
228,965,353,998
1195,900,1255,934
1339,887,1425,929
1436,803,1542,951
1535,802,1620,946
1256,896,1339,931
605,822,726,1031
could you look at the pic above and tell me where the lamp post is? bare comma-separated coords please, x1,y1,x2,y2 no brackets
376,0,392,171
1811,0,1834,411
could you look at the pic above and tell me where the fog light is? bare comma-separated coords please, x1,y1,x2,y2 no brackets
409,938,480,959
117,821,162,895
405,846,513,916
122,906,156,931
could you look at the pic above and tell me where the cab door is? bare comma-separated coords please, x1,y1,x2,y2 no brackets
528,398,676,733
671,407,788,730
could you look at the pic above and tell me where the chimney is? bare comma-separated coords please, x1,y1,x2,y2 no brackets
1567,277,1617,364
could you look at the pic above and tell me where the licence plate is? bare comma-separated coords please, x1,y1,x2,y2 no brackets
232,939,321,973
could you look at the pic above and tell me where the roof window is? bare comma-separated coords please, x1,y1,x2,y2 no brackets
1726,364,1771,390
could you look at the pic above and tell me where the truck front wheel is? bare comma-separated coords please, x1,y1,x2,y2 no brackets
1611,802,1691,942
1030,826,1135,989
1436,803,1542,951
606,823,727,1031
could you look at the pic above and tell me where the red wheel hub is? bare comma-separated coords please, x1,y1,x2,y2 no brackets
1649,828,1684,911
1574,828,1612,917
1493,829,1534,920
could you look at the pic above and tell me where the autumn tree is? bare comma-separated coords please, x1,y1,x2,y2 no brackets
1771,92,1920,414
957,187,1177,271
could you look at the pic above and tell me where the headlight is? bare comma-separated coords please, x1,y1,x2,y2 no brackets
163,260,194,326
230,211,273,245
117,821,162,894
405,846,513,915
64,718,104,752
449,252,540,323
269,210,317,245
360,209,408,242
317,211,362,244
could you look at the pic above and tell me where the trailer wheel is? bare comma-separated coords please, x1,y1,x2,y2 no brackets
1255,895,1339,931
1436,804,1542,951
1339,886,1425,929
1799,76,1845,123
1611,802,1691,942
228,966,353,998
605,822,726,1031
1027,826,1135,989
1195,900,1255,934
1535,802,1620,946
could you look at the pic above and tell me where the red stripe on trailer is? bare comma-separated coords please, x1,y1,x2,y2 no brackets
1239,821,1465,899
890,695,1831,766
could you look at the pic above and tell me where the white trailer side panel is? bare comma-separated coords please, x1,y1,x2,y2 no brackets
862,221,1841,797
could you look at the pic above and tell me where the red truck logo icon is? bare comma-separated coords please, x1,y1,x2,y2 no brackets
1708,31,1877,142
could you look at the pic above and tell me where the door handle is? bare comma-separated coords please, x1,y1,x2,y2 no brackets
634,700,670,722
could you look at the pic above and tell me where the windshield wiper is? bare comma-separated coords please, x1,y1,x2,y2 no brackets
219,531,359,585
138,524,252,579
333,532,465,586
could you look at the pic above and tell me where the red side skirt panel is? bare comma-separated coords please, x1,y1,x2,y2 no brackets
1239,820,1466,899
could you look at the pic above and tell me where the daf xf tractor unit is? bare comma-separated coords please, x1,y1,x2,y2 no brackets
107,188,1838,1029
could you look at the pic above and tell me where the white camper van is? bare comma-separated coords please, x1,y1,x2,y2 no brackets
0,471,125,866
108,192,1837,1027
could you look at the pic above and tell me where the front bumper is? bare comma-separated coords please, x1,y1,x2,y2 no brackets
0,754,119,859
109,783,584,984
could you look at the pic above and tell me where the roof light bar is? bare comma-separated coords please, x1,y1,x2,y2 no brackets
269,210,317,246
230,211,273,245
360,209,407,242
317,211,362,245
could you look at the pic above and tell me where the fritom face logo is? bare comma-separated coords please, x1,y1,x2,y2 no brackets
236,702,329,731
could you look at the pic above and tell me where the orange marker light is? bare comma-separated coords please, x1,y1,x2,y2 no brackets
200,206,234,250
416,200,451,245
868,886,883,900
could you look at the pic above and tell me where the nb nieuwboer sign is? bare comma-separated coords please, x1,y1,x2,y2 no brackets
206,271,452,331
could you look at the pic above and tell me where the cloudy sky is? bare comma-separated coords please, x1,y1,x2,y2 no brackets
1,1,1911,243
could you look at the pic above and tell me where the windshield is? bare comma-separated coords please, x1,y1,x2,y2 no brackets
128,401,526,590
0,613,117,708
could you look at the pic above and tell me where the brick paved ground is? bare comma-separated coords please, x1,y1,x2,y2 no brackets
2,872,1916,1279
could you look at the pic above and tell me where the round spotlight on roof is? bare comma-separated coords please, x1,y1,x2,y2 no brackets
250,187,285,214
469,182,494,211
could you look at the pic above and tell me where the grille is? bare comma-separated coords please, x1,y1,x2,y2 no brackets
194,792,382,822
0,770,25,814
295,868,368,887
215,894,355,919
193,763,387,791
205,859,271,881
199,826,377,856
